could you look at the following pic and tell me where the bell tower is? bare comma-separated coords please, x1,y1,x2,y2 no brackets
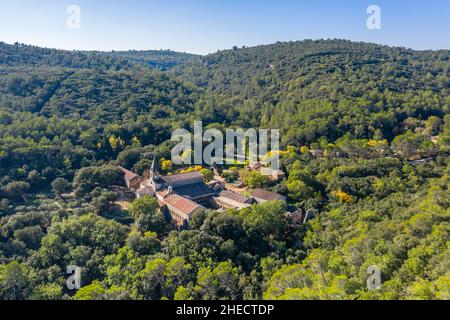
150,157,159,179
150,157,162,190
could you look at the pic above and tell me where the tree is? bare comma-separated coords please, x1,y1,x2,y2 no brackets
137,258,166,299
392,132,422,159
300,145,310,156
333,190,353,203
126,231,160,256
90,190,116,215
103,247,145,296
27,170,43,187
0,261,30,300
264,262,355,300
117,148,142,168
31,283,63,300
236,201,288,253
200,168,213,182
201,211,244,242
174,286,193,300
73,165,121,196
407,278,437,300
161,159,173,172
128,196,168,234
435,276,450,300
424,116,442,136
163,257,193,298
239,170,270,188
196,262,242,300
134,159,153,176
109,135,124,151
164,230,223,267
13,225,45,250
287,180,314,201
73,280,106,300
2,181,30,201
51,178,70,198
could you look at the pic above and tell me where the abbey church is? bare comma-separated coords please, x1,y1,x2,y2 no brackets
120,159,216,228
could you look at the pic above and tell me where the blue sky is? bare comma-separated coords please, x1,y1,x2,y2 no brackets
0,0,448,54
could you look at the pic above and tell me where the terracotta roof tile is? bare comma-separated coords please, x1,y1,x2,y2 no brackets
251,188,285,201
160,171,203,184
119,167,141,181
164,194,203,215
218,190,252,204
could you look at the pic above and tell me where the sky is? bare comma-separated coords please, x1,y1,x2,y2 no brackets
0,0,449,54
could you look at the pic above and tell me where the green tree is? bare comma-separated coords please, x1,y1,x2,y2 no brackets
73,280,106,300
239,170,270,188
200,168,213,182
51,178,70,198
137,258,166,300
196,262,242,300
0,261,30,300
128,196,168,234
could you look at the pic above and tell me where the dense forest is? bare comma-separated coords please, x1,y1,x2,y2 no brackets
0,40,449,300
106,50,200,71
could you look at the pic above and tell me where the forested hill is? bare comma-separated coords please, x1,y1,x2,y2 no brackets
0,42,202,121
0,42,135,70
0,39,448,177
172,40,449,144
0,42,199,71
174,39,449,97
0,42,202,179
0,40,449,301
105,50,200,71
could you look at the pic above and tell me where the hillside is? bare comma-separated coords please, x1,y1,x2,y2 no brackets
0,40,449,301
175,40,449,96
0,42,134,70
0,43,202,180
173,40,450,142
106,50,200,71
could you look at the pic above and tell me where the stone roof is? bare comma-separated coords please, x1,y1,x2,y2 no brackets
140,179,153,187
214,196,252,210
260,167,285,176
119,167,141,181
136,186,155,197
249,163,263,171
173,183,216,200
218,190,253,204
251,188,286,201
160,171,204,185
164,194,203,216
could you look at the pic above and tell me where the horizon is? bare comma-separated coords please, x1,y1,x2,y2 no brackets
2,37,450,56
0,0,449,55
